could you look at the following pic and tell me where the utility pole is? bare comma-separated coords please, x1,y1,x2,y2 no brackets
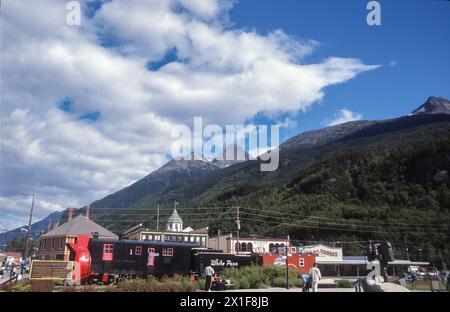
418,248,423,261
217,229,221,250
405,237,410,261
286,235,290,289
21,193,35,277
236,207,240,255
156,204,160,231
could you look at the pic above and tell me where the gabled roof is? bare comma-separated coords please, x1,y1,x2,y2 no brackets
190,227,208,234
41,215,118,239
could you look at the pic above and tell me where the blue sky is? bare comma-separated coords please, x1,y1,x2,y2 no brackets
230,0,450,142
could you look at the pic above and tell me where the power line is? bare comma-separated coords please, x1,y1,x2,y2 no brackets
237,211,447,232
241,207,446,227
238,216,446,234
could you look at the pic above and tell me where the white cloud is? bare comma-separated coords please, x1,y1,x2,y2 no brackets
328,109,363,126
1,0,378,228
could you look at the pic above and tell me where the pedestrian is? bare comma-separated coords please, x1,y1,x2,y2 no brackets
382,267,388,282
447,274,450,291
411,271,417,289
309,263,321,292
204,265,215,292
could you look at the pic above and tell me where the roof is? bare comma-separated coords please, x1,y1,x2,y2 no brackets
41,215,118,239
167,209,183,224
190,227,209,234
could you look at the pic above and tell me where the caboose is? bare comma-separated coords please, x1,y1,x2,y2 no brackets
67,235,200,284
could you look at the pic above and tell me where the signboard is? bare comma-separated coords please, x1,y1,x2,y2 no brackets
298,244,343,261
30,260,74,280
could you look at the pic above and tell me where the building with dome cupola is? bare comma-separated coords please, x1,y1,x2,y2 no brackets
123,208,208,247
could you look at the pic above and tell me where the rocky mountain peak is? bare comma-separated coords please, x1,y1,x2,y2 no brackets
410,96,450,115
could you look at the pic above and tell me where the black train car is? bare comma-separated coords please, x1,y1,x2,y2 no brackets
191,250,255,276
89,238,199,283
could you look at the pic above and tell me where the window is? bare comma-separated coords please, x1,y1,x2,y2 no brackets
147,248,156,266
154,235,161,241
247,243,253,252
195,236,200,242
142,234,147,240
51,238,55,250
241,242,247,251
135,246,142,256
103,244,114,261
60,237,64,249
299,258,305,267
190,236,195,242
184,236,188,242
201,237,206,242
291,247,296,254
162,248,174,256
178,236,183,242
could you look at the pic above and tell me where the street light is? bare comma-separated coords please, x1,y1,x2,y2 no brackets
17,193,35,278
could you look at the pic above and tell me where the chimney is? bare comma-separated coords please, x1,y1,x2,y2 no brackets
86,205,91,219
68,208,73,222
47,218,52,232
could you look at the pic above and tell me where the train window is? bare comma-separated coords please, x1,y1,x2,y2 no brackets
142,234,147,240
155,235,161,241
184,236,188,242
162,248,174,257
291,247,296,254
299,258,305,267
103,244,114,261
190,236,195,242
135,246,142,256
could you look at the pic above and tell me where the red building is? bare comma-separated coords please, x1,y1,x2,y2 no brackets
258,253,316,273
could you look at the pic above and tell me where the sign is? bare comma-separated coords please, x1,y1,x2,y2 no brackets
298,244,343,261
210,259,238,267
30,260,74,280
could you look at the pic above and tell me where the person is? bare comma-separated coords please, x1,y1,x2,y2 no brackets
446,273,450,291
204,265,215,292
411,271,417,289
382,267,388,282
309,263,321,292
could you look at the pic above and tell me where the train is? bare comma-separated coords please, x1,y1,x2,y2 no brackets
66,235,256,284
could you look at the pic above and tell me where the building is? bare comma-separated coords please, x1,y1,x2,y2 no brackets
39,210,118,260
122,209,209,247
208,234,292,254
4,252,22,266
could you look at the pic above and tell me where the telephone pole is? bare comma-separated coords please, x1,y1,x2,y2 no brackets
236,207,240,255
286,235,290,289
19,193,35,277
156,204,160,231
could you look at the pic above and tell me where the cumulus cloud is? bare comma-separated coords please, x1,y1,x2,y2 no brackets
328,109,363,126
1,0,378,228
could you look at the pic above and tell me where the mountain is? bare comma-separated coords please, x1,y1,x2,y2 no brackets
0,211,62,249
411,96,450,115
89,96,450,213
91,145,250,209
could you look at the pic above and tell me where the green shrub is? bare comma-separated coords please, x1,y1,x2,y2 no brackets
239,277,250,289
336,279,353,288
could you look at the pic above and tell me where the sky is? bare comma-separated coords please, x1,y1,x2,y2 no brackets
1,0,449,229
